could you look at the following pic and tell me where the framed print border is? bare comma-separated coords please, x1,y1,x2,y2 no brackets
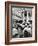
5,1,37,45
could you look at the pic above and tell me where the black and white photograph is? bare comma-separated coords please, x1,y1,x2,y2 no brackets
5,2,37,44
11,7,32,38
